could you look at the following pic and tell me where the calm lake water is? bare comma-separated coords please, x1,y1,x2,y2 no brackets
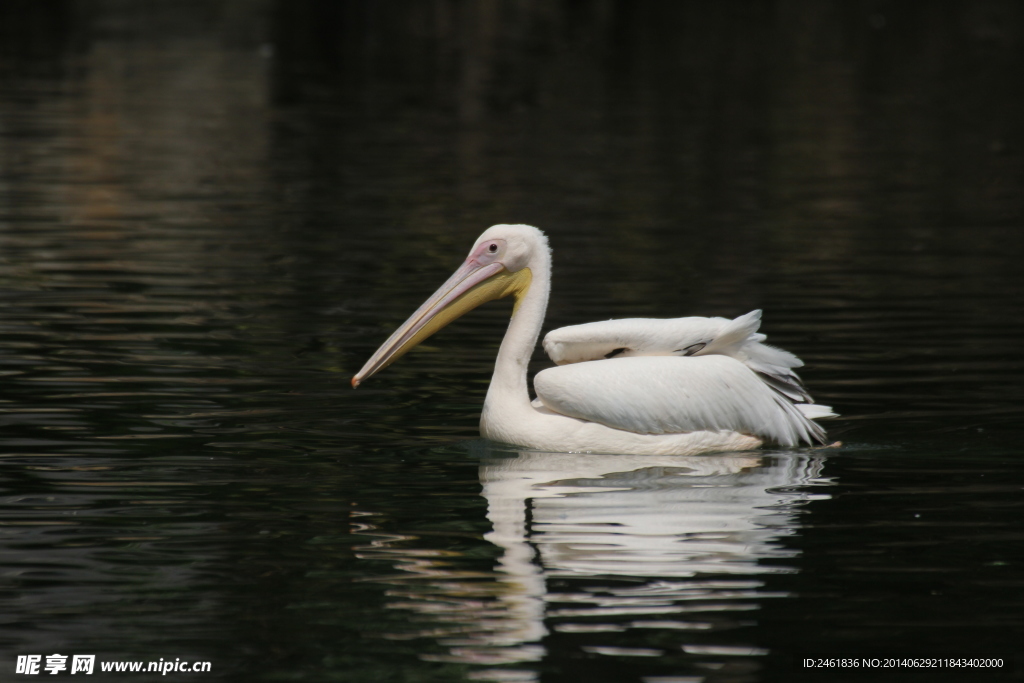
2,2,1023,682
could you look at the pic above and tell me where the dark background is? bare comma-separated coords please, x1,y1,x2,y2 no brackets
1,2,1023,682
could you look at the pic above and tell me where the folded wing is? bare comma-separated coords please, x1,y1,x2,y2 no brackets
534,355,831,447
543,309,816,403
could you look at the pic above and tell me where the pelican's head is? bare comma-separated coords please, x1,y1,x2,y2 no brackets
352,224,547,387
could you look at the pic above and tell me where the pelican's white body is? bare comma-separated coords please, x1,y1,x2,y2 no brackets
355,223,836,455
472,225,834,455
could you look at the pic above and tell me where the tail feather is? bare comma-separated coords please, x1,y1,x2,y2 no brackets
758,371,812,403
696,310,813,403
797,403,838,421
700,309,762,356
699,310,838,441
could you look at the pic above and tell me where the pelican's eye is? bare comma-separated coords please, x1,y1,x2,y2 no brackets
472,238,506,265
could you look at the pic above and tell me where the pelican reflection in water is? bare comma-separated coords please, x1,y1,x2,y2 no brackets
354,224,835,455
356,448,832,669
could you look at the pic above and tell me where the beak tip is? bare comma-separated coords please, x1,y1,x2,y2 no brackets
351,376,361,388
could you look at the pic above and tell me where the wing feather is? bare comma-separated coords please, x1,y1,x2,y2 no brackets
543,310,818,405
533,355,830,447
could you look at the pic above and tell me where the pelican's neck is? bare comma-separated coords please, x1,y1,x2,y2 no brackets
486,251,551,415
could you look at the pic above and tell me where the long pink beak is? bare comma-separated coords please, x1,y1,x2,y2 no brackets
351,259,505,387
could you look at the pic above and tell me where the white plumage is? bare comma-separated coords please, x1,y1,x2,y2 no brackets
534,355,827,447
353,224,836,455
534,309,833,446
543,309,813,401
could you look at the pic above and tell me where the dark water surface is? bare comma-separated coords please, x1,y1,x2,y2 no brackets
2,2,1023,681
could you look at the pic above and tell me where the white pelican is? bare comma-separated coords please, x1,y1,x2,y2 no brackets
352,224,835,455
